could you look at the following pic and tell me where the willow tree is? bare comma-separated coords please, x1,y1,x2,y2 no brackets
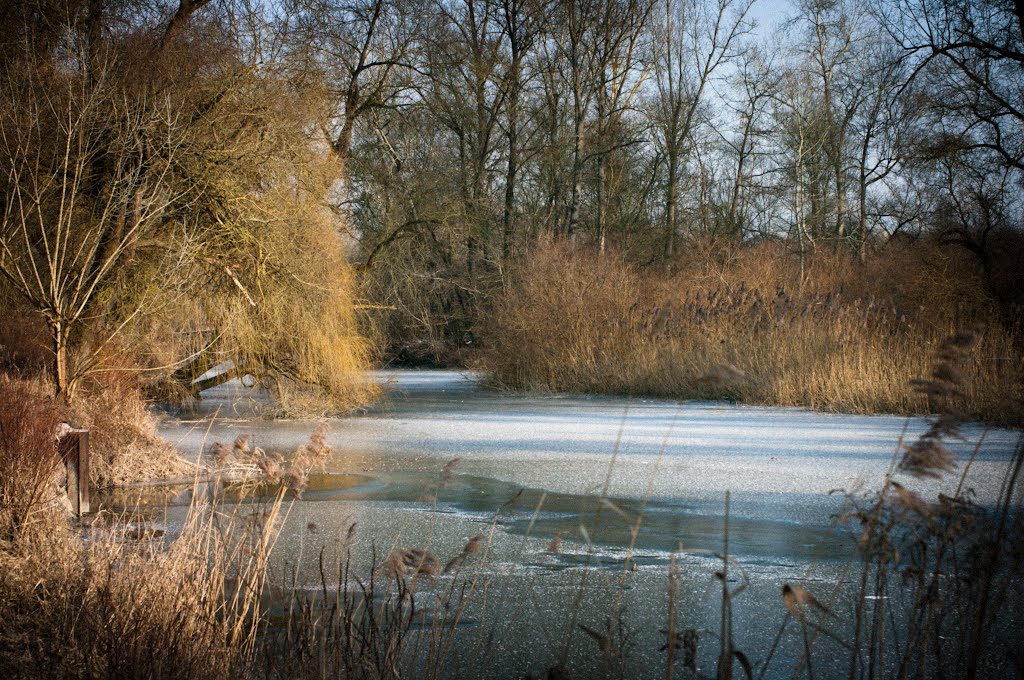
0,1,375,409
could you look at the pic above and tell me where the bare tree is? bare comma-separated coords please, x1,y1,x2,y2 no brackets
589,0,655,252
874,0,1023,317
0,59,187,398
650,0,752,258
425,0,509,277
877,0,1024,173
554,0,600,240
771,65,832,278
721,47,777,239
497,0,543,260
285,0,422,179
161,0,217,50
850,37,908,257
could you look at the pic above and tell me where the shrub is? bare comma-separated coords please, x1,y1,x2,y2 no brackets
72,376,195,488
0,288,50,376
0,497,281,680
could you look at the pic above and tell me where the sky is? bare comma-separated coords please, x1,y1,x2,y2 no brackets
748,0,796,37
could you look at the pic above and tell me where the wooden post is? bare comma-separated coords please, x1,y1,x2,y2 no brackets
59,429,90,515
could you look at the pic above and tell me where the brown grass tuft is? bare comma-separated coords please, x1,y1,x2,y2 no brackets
383,547,440,581
900,325,985,478
482,239,1023,422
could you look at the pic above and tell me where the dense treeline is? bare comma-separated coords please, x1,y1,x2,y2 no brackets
1,0,1021,412
317,0,1024,362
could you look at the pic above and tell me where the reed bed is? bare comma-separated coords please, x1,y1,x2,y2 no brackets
0,409,315,679
0,378,66,543
482,239,1023,423
756,327,1024,679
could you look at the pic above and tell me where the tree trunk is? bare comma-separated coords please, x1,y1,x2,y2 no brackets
568,111,583,241
597,152,608,254
858,170,869,263
665,150,678,259
502,109,519,261
595,84,608,254
51,321,71,401
835,161,846,240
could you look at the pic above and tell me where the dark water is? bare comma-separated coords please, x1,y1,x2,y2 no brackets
99,469,855,567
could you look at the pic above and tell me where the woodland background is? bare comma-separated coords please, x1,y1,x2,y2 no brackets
0,0,1021,422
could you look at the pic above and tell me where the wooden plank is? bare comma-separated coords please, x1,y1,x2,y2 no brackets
59,429,90,516
78,430,90,514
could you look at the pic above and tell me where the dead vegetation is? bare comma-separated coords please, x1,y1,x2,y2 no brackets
0,379,66,544
208,426,333,499
0,472,285,680
757,327,1024,679
482,238,1023,423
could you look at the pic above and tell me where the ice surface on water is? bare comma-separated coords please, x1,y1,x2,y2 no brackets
148,368,1021,595
158,369,1019,513
146,370,1021,678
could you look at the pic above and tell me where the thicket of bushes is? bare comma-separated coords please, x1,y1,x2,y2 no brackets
481,237,1024,423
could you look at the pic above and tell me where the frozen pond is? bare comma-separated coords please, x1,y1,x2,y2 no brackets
142,370,1021,678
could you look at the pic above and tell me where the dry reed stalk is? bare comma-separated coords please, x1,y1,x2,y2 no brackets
71,377,195,487
814,328,1024,679
262,516,499,679
0,476,287,679
482,239,1021,423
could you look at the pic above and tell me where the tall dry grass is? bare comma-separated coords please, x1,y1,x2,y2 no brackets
756,328,1024,679
0,419,291,679
260,455,497,679
1,371,194,489
262,535,490,679
0,379,65,543
4,322,1021,678
482,238,1023,423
